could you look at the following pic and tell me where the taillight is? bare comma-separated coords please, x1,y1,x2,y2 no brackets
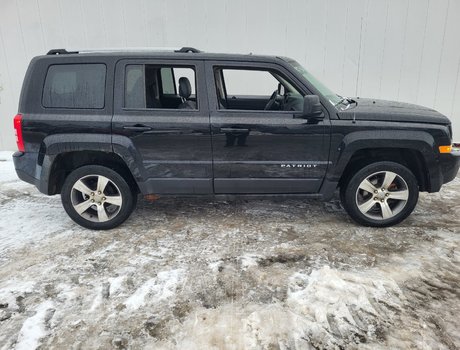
14,114,25,152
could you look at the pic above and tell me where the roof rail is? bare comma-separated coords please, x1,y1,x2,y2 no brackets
47,49,79,55
46,47,202,55
175,47,201,53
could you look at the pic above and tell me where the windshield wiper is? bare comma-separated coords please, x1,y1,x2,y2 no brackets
335,96,356,108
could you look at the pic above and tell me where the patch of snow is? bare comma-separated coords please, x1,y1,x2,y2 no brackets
286,266,403,347
15,300,54,350
238,254,263,270
0,152,17,182
108,275,126,296
0,199,69,255
124,269,183,310
0,280,36,311
90,285,104,312
208,260,223,273
0,154,73,256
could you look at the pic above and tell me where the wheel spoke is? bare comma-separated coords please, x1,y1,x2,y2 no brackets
388,189,409,201
73,180,93,196
359,179,378,194
381,172,397,189
97,176,110,194
358,198,376,213
74,199,93,215
379,201,393,219
97,204,109,222
105,195,122,206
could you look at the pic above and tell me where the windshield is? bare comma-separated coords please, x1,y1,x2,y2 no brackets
284,58,342,106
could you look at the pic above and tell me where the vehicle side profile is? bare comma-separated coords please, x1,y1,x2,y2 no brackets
13,47,460,229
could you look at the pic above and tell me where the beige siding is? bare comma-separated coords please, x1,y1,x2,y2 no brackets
0,0,459,149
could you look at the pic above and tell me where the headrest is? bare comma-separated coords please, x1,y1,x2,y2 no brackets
179,77,192,99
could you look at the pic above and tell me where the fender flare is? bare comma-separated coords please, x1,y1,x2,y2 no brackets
327,130,437,182
39,134,147,193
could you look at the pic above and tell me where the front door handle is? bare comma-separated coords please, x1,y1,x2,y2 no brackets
220,127,249,133
123,125,152,132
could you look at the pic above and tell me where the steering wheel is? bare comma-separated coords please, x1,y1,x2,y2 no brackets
264,90,279,110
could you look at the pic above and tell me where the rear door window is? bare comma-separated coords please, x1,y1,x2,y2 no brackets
42,64,106,109
124,64,197,109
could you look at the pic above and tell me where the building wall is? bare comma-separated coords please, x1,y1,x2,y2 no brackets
1,0,459,150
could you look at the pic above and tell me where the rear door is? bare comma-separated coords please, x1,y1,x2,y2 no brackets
112,58,212,194
205,61,331,194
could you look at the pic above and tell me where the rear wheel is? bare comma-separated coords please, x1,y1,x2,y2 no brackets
61,165,136,230
340,161,419,227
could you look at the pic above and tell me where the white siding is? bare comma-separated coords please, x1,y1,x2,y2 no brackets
0,0,459,150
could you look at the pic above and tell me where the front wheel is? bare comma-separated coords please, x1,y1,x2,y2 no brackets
61,165,136,230
340,161,419,227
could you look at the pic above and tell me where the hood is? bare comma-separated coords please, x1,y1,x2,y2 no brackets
338,98,450,125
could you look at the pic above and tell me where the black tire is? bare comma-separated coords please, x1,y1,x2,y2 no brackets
61,165,136,230
340,161,419,227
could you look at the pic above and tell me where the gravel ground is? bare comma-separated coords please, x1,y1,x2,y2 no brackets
0,152,459,349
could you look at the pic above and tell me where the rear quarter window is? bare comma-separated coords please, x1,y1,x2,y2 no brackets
42,64,106,109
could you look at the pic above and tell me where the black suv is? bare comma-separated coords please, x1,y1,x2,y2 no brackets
13,47,460,229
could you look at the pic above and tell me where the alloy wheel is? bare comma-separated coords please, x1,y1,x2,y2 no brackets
70,174,123,222
355,171,409,220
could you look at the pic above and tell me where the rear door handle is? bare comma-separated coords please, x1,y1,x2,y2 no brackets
122,125,152,132
220,127,249,133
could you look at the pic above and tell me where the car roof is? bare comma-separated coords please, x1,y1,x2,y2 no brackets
40,47,289,64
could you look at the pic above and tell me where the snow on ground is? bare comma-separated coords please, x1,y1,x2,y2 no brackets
0,152,459,349
15,300,55,350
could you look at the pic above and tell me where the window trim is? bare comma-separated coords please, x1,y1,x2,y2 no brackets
41,63,107,110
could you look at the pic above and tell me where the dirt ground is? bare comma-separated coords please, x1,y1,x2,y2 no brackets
0,152,459,349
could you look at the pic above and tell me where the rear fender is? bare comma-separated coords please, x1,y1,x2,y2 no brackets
40,134,147,193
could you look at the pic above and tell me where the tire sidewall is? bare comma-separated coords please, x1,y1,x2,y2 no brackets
61,165,134,230
342,161,419,227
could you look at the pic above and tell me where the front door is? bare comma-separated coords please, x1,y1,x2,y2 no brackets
205,62,330,194
112,59,212,194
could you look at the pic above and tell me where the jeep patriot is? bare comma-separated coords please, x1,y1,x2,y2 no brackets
12,47,460,229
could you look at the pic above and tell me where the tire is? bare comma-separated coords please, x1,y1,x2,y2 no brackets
61,165,136,230
340,161,419,227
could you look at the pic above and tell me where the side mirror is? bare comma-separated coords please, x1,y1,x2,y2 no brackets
302,95,324,119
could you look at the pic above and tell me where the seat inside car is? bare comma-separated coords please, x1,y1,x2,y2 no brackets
178,77,197,109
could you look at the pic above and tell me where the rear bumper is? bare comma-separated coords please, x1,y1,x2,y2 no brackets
12,151,48,193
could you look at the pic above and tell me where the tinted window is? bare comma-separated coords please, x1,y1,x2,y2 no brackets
160,68,175,94
42,64,106,109
125,65,145,108
124,65,197,109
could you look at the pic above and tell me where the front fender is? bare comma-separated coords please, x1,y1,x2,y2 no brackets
328,130,437,182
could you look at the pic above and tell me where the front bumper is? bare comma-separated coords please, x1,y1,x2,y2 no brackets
439,146,460,185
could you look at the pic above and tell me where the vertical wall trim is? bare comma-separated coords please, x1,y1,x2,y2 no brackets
396,0,410,100
415,1,430,103
14,0,28,57
378,1,390,96
35,0,47,50
340,4,350,92
355,17,363,96
433,0,451,106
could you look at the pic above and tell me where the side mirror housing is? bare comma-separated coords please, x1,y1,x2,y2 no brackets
301,95,324,120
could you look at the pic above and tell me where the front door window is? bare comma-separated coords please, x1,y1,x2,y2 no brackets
214,67,304,112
